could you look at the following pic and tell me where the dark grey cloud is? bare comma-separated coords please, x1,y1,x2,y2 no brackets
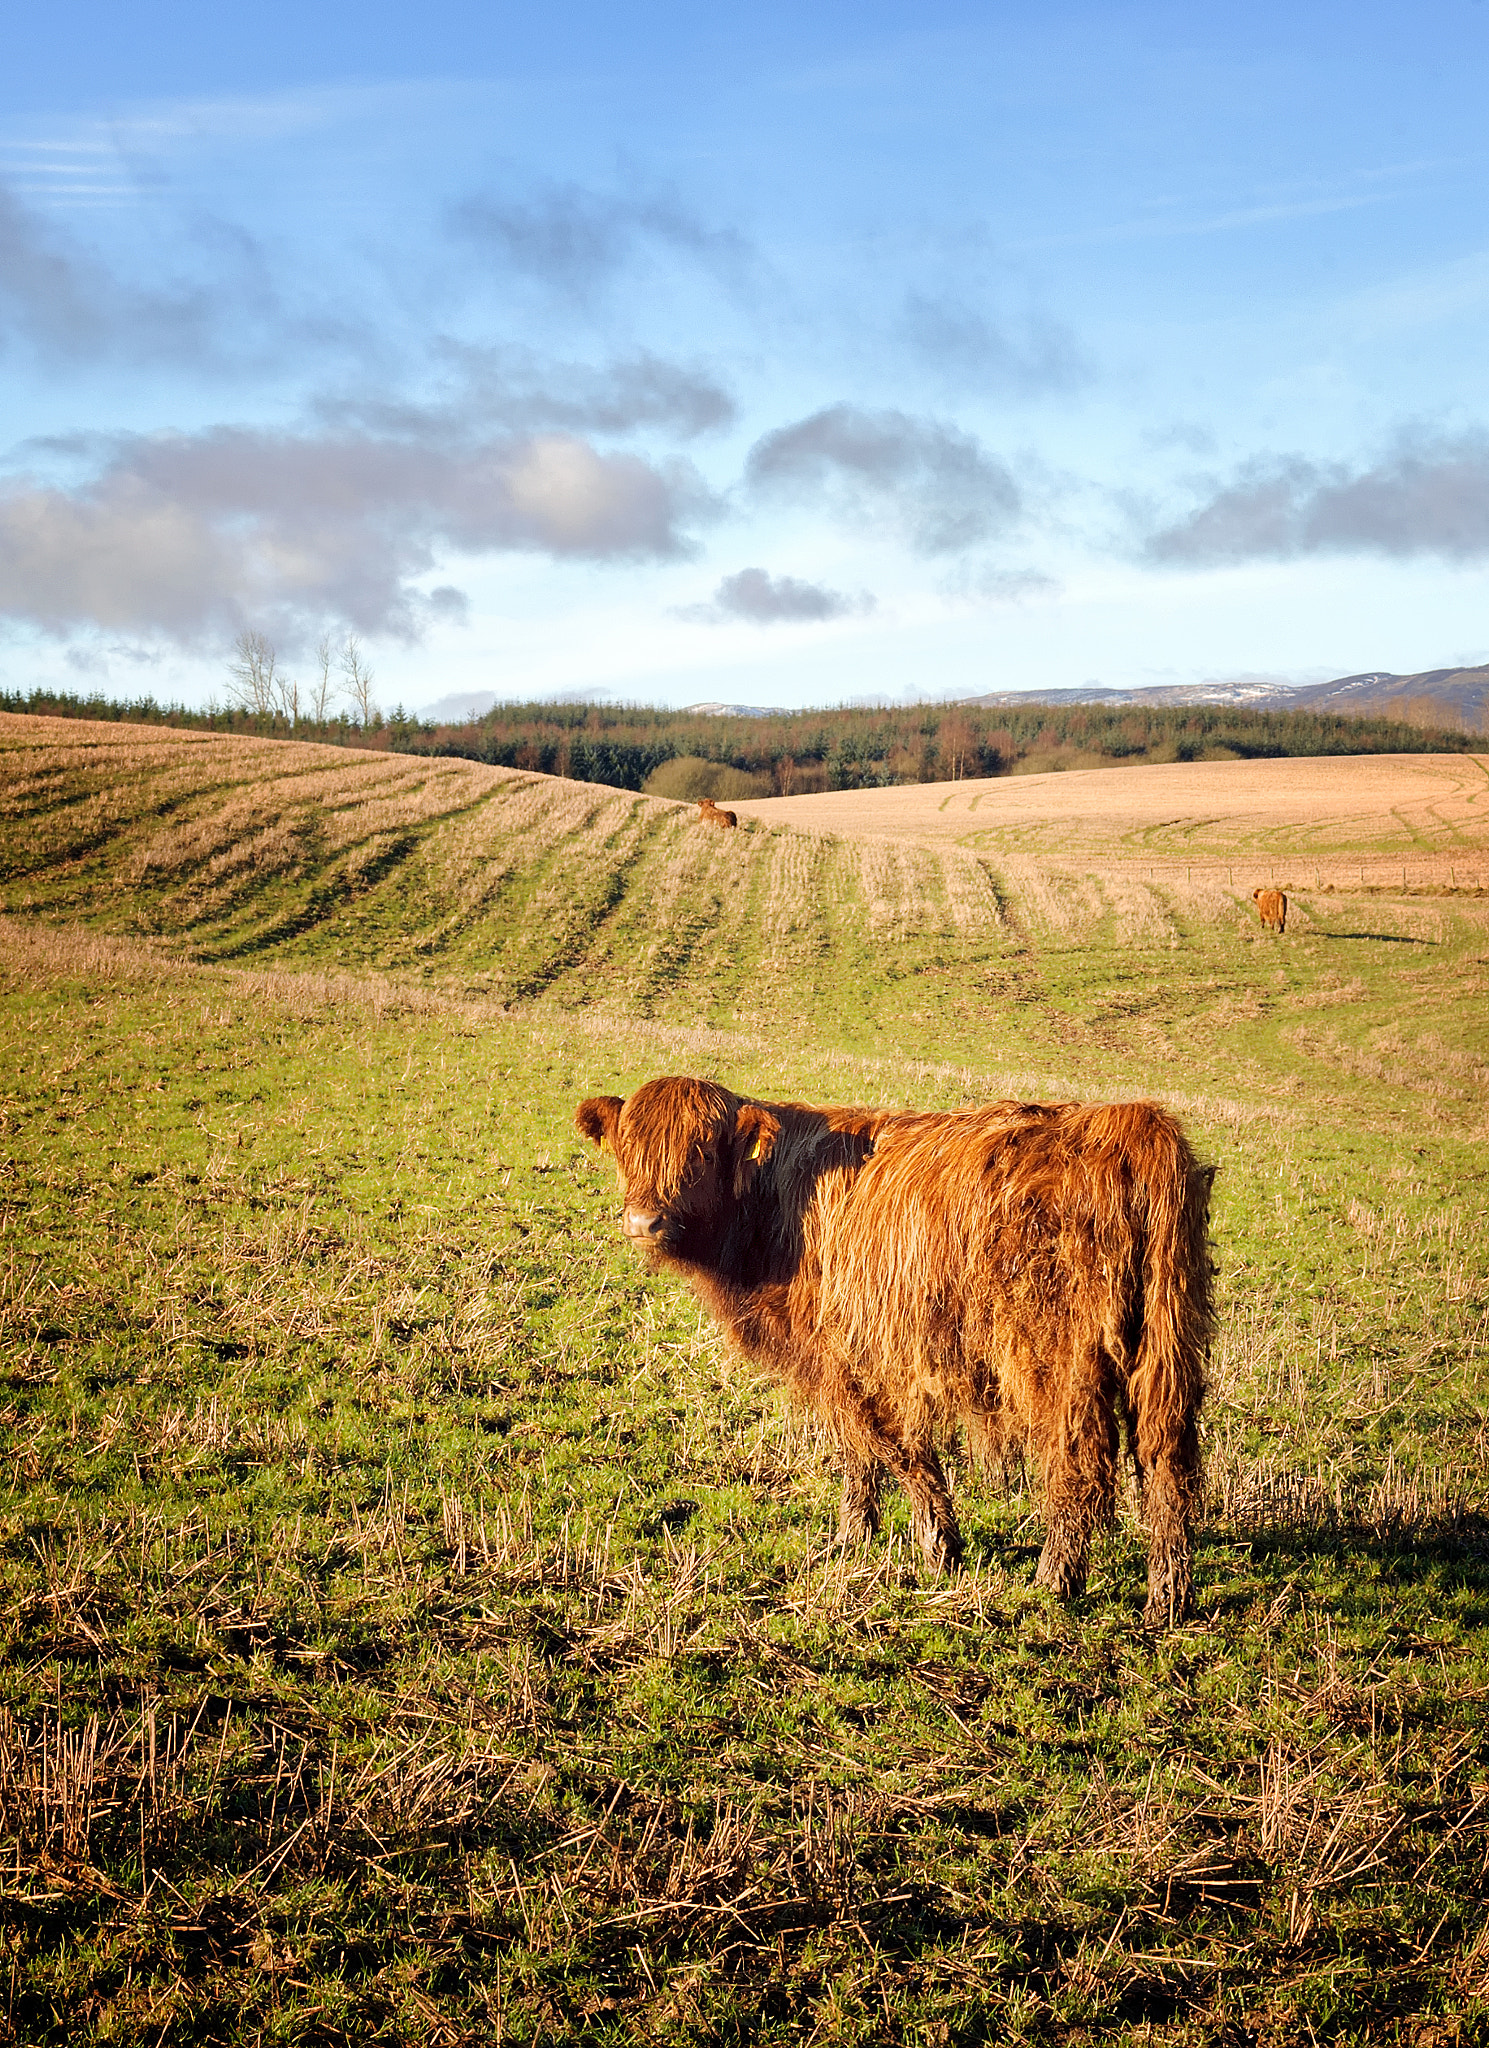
449,179,751,303
677,566,871,626
0,424,715,648
745,404,1021,555
320,345,735,441
900,293,1090,395
1147,433,1489,564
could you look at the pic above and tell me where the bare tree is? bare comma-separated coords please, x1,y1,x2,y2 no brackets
340,636,378,727
225,629,303,722
225,630,279,715
308,634,337,724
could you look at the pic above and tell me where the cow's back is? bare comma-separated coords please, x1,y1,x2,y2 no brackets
805,1099,1188,1412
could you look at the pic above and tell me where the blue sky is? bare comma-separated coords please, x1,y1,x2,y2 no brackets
4,0,1489,714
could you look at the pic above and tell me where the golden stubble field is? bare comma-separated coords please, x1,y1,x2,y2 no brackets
732,751,1489,885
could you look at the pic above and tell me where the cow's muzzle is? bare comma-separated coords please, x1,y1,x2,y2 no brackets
622,1208,668,1241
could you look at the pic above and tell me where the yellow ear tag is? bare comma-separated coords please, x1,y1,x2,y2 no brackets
746,1133,764,1162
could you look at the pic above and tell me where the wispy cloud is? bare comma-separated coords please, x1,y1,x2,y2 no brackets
0,181,221,364
1145,431,1489,563
746,403,1021,555
319,344,736,441
676,566,871,626
899,292,1090,394
0,139,140,207
0,423,717,648
449,177,752,305
1010,185,1385,258
0,178,367,374
941,561,1059,604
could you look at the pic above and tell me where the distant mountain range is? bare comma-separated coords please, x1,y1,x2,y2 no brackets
965,666,1489,731
678,701,791,718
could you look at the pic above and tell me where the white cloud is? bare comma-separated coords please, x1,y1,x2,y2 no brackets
0,424,717,647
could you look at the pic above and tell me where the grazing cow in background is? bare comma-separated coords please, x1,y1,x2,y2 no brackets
697,797,738,829
576,1077,1215,1627
1252,887,1287,933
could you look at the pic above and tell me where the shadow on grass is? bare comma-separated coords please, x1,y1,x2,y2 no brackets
1205,1514,1489,1610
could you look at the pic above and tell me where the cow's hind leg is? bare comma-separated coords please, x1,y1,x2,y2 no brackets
838,1450,884,1546
1139,1419,1200,1628
1034,1366,1119,1602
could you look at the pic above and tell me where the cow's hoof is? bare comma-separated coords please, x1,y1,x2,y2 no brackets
914,1518,963,1575
1142,1586,1193,1630
1033,1543,1086,1602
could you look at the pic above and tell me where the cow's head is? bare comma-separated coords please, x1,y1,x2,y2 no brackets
575,1076,778,1259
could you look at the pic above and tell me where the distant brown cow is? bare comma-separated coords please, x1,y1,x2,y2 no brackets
697,798,737,829
1252,886,1287,933
576,1077,1214,1626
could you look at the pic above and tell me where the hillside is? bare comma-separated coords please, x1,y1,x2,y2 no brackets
2,714,1488,2044
6,715,1486,1086
0,714,1008,1055
967,663,1489,732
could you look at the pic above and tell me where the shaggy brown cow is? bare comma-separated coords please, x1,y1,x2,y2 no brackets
576,1077,1214,1626
697,798,738,829
1252,886,1287,933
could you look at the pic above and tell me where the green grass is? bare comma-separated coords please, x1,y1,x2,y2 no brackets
1,718,1488,2044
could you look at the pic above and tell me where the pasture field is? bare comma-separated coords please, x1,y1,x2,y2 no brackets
1,714,1487,2045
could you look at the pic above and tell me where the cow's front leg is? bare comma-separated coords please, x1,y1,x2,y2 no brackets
838,1449,884,1546
833,1380,963,1575
903,1442,964,1575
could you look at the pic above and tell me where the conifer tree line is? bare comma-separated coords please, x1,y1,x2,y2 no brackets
4,676,1478,793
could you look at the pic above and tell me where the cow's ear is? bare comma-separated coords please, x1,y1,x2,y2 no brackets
576,1096,623,1150
732,1103,780,1197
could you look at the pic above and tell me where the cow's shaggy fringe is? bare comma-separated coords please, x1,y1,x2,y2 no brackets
578,1078,1215,1627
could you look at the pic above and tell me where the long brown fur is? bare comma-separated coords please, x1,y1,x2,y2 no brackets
1252,886,1287,933
576,1078,1214,1627
697,799,738,829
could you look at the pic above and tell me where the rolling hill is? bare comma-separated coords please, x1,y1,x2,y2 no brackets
967,662,1489,731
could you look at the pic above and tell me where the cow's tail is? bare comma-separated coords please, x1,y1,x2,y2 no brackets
1125,1109,1214,1619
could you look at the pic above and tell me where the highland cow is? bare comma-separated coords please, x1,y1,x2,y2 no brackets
1252,886,1287,933
576,1077,1214,1627
697,798,738,828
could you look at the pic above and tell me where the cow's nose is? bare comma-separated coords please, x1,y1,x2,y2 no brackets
623,1208,666,1240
